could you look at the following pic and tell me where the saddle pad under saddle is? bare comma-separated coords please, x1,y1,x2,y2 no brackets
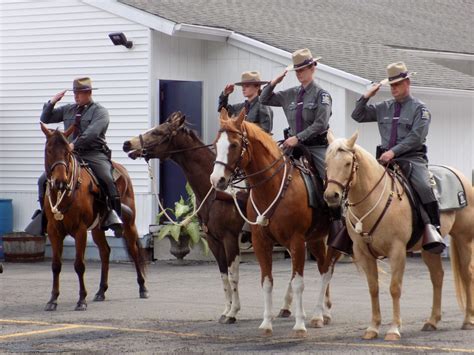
429,165,468,211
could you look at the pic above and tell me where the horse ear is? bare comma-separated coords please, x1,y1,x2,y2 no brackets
235,108,245,127
63,123,75,138
40,122,52,137
327,129,335,144
347,130,359,149
219,108,229,122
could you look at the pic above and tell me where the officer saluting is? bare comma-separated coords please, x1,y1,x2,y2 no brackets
218,71,273,133
261,48,350,255
351,62,446,253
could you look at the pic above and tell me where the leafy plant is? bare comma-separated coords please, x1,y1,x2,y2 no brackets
156,183,209,254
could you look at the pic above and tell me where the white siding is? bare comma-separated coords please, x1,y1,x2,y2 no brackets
0,0,152,233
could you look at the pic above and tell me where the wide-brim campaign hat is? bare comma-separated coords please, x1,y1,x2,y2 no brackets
286,48,322,71
72,77,97,91
234,71,269,86
380,62,417,85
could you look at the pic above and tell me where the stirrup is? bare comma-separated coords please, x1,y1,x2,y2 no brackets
422,224,446,254
102,210,123,237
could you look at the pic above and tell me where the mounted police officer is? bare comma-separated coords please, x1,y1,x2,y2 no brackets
219,71,274,244
25,77,123,236
351,62,446,253
218,71,273,133
260,48,349,254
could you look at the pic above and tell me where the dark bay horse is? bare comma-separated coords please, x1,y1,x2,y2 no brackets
40,122,147,311
324,132,474,340
122,112,244,323
210,109,341,336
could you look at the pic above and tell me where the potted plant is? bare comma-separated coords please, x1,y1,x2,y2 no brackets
155,183,209,261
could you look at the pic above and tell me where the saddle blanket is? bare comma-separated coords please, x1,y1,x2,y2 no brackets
430,165,468,211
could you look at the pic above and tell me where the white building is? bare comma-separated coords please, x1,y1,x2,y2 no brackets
1,0,472,258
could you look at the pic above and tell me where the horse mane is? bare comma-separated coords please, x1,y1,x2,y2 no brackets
326,137,380,171
180,121,216,157
50,129,70,147
241,120,281,158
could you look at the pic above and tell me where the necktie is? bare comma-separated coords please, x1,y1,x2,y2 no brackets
295,87,305,133
388,102,401,148
73,105,85,139
244,100,250,115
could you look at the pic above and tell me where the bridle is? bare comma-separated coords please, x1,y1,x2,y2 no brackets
325,148,359,200
214,127,286,189
137,125,214,160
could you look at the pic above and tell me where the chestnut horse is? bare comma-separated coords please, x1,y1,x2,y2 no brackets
40,122,147,311
324,131,473,340
210,109,340,336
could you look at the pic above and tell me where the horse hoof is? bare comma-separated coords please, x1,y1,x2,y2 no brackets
310,318,324,328
277,309,291,318
384,333,401,341
323,315,332,325
261,328,273,337
362,330,378,340
461,322,474,330
218,315,227,324
223,316,237,324
75,303,87,311
93,294,105,302
44,303,57,312
140,291,149,299
422,323,437,331
294,329,307,338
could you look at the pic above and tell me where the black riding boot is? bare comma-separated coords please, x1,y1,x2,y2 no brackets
422,201,446,254
327,207,353,255
25,197,46,236
102,197,123,237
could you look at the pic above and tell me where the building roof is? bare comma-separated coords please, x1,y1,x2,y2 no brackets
118,0,474,91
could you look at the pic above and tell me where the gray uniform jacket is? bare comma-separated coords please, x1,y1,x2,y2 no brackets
260,80,331,179
351,94,436,204
218,93,273,133
40,100,110,152
351,95,430,158
260,80,331,143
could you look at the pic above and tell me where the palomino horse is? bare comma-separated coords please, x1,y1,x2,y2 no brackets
210,109,340,336
40,122,148,311
123,112,244,323
324,131,474,340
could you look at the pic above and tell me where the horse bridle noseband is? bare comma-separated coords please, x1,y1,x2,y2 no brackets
137,125,214,160
325,149,359,200
213,128,250,175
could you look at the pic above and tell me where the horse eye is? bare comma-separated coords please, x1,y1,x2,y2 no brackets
345,162,351,167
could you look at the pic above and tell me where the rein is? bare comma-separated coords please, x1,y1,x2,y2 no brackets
137,128,214,160
215,127,286,190
146,161,214,227
46,153,78,221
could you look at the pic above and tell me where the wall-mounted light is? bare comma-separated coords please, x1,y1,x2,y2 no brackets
108,32,133,49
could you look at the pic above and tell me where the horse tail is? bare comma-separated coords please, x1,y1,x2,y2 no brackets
449,236,465,312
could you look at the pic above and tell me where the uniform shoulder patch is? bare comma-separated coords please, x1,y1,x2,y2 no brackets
320,92,331,105
421,107,431,120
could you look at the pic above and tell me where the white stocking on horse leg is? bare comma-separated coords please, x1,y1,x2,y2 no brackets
226,256,241,322
220,273,232,320
291,273,307,335
310,272,332,328
278,281,293,317
259,276,273,335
